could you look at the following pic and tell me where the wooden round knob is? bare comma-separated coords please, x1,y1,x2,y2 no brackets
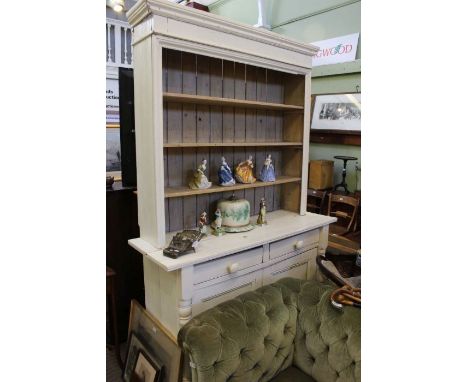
295,240,304,249
228,263,240,273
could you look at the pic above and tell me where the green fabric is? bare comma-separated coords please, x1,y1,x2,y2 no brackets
178,278,360,382
269,366,315,382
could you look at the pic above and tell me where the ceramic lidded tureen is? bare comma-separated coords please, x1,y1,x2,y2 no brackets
214,194,254,233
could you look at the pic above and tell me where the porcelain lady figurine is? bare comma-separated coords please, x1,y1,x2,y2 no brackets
257,198,267,226
189,159,212,190
199,211,208,235
212,208,225,236
218,156,236,186
259,154,276,182
235,155,256,184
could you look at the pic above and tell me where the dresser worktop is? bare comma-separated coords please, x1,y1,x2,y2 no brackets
129,210,336,272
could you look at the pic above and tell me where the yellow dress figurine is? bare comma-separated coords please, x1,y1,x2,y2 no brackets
235,155,256,184
189,159,212,190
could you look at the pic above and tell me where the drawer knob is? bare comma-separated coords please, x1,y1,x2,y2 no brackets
228,262,240,273
295,240,304,249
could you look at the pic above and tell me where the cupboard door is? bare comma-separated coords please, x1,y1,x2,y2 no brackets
191,271,261,317
263,249,317,285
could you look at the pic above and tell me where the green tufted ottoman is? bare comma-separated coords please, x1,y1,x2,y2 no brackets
178,278,361,382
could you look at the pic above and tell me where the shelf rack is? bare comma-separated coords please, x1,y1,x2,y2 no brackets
163,92,304,111
165,176,301,198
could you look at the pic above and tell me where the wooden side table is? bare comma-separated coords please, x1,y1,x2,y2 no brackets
333,156,358,194
106,266,123,370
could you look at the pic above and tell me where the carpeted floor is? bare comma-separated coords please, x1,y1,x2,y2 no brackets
106,343,126,381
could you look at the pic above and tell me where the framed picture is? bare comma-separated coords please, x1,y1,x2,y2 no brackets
311,93,361,131
106,127,122,172
125,300,182,382
131,350,163,382
310,93,361,146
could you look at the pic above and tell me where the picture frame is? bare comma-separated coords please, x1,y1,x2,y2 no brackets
123,332,158,382
310,93,361,146
131,349,164,382
106,126,122,180
125,300,182,382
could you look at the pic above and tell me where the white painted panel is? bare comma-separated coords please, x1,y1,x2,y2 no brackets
192,271,260,317
263,251,313,285
193,246,263,285
269,230,319,260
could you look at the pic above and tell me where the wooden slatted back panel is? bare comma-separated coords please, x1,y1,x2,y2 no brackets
162,48,304,232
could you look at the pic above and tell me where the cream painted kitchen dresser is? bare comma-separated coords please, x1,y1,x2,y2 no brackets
127,0,336,337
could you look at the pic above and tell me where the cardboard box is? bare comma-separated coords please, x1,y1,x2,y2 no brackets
308,160,334,190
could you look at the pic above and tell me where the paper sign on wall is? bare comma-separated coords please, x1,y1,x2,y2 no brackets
106,78,120,125
311,33,360,67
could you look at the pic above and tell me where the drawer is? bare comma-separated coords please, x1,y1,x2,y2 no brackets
192,271,261,317
263,249,317,285
193,246,263,285
269,230,319,260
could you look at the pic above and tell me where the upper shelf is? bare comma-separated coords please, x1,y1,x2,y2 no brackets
163,142,303,148
165,175,301,198
163,92,304,111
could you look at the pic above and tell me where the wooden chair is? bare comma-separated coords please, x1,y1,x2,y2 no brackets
327,193,360,237
307,189,328,214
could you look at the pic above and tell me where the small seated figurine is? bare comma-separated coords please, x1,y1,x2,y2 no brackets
259,154,276,182
189,159,212,190
235,155,256,184
199,211,208,235
218,156,236,186
256,198,267,226
212,208,225,236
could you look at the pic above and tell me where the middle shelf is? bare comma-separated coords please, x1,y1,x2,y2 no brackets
163,142,303,148
165,175,301,198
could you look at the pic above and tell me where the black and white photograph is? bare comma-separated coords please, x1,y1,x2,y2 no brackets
106,128,121,172
319,102,361,120
311,93,361,131
131,350,162,382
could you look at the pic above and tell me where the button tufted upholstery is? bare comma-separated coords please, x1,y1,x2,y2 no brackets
178,278,360,382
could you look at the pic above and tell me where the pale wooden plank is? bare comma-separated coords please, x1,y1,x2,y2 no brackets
162,48,168,91
245,65,257,143
165,198,170,232
210,57,223,142
167,150,182,225
164,175,301,198
167,148,183,187
183,196,197,229
166,49,182,93
130,211,336,272
234,62,246,143
182,52,196,95
197,55,210,96
163,101,168,143
163,148,168,188
196,55,210,143
163,142,302,148
167,103,182,143
209,147,222,185
222,61,235,143
182,52,197,144
162,93,303,111
168,197,183,232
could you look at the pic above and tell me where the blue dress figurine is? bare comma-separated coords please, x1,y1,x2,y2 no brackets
218,156,236,186
259,154,276,182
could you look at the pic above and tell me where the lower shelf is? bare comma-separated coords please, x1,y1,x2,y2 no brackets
165,175,301,198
